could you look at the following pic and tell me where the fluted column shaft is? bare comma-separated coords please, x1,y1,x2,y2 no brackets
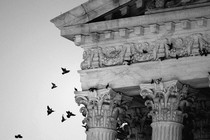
86,128,116,140
151,122,183,140
140,80,194,140
75,87,133,140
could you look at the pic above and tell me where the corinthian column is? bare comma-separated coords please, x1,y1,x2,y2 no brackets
75,87,132,140
140,80,193,140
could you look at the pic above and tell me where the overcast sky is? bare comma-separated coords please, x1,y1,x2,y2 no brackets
0,0,87,139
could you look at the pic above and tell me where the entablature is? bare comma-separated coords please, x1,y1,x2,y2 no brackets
61,2,210,43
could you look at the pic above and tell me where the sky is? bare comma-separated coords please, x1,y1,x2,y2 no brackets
0,0,87,139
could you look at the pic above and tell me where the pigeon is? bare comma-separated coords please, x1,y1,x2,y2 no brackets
155,78,162,84
124,60,133,65
142,49,148,53
15,134,23,138
167,43,173,51
51,83,57,89
176,54,179,59
47,106,54,115
66,111,76,118
199,48,208,56
82,124,89,131
159,57,165,61
89,87,97,92
74,87,78,91
106,83,109,89
151,79,154,84
61,115,66,122
202,48,208,56
61,67,70,75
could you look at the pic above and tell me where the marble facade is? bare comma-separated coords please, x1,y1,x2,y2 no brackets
51,0,210,139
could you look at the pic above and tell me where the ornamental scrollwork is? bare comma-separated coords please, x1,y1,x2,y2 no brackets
75,88,132,130
80,33,210,70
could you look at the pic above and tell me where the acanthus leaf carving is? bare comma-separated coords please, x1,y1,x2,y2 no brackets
140,80,195,123
75,88,132,130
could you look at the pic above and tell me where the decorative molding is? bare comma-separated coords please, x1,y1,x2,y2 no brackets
80,33,210,70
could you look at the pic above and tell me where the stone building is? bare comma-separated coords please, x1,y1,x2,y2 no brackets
51,0,210,140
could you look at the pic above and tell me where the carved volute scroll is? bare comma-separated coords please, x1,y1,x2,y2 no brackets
75,87,133,130
139,80,195,123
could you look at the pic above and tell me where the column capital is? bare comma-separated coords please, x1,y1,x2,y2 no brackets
75,87,133,130
139,79,195,123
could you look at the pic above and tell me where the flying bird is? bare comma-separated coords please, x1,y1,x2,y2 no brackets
106,83,109,89
142,49,148,53
66,111,76,118
199,48,208,56
167,43,173,51
15,134,23,138
47,106,55,115
51,83,57,89
74,87,78,91
155,78,162,84
61,67,70,75
82,124,89,131
159,57,165,61
61,115,66,122
89,87,97,92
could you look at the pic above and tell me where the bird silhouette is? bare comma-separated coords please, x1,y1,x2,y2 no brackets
61,67,70,75
15,134,23,138
142,49,148,53
51,83,57,89
176,54,179,59
82,124,89,131
89,87,97,92
155,78,162,84
66,111,76,118
61,115,66,122
167,43,173,51
199,48,208,56
202,48,208,56
159,57,165,61
106,83,109,89
151,79,154,84
47,106,54,115
74,87,78,91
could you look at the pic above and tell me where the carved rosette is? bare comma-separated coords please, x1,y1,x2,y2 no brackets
139,80,193,123
75,88,132,130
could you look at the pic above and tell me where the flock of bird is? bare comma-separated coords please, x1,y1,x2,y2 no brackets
48,67,76,122
14,67,76,139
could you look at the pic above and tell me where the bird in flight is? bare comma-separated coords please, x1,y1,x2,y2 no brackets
61,67,70,75
167,43,173,51
61,115,66,122
51,83,57,89
142,49,148,53
47,106,55,115
15,134,23,138
66,111,76,118
106,83,109,89
74,87,78,91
